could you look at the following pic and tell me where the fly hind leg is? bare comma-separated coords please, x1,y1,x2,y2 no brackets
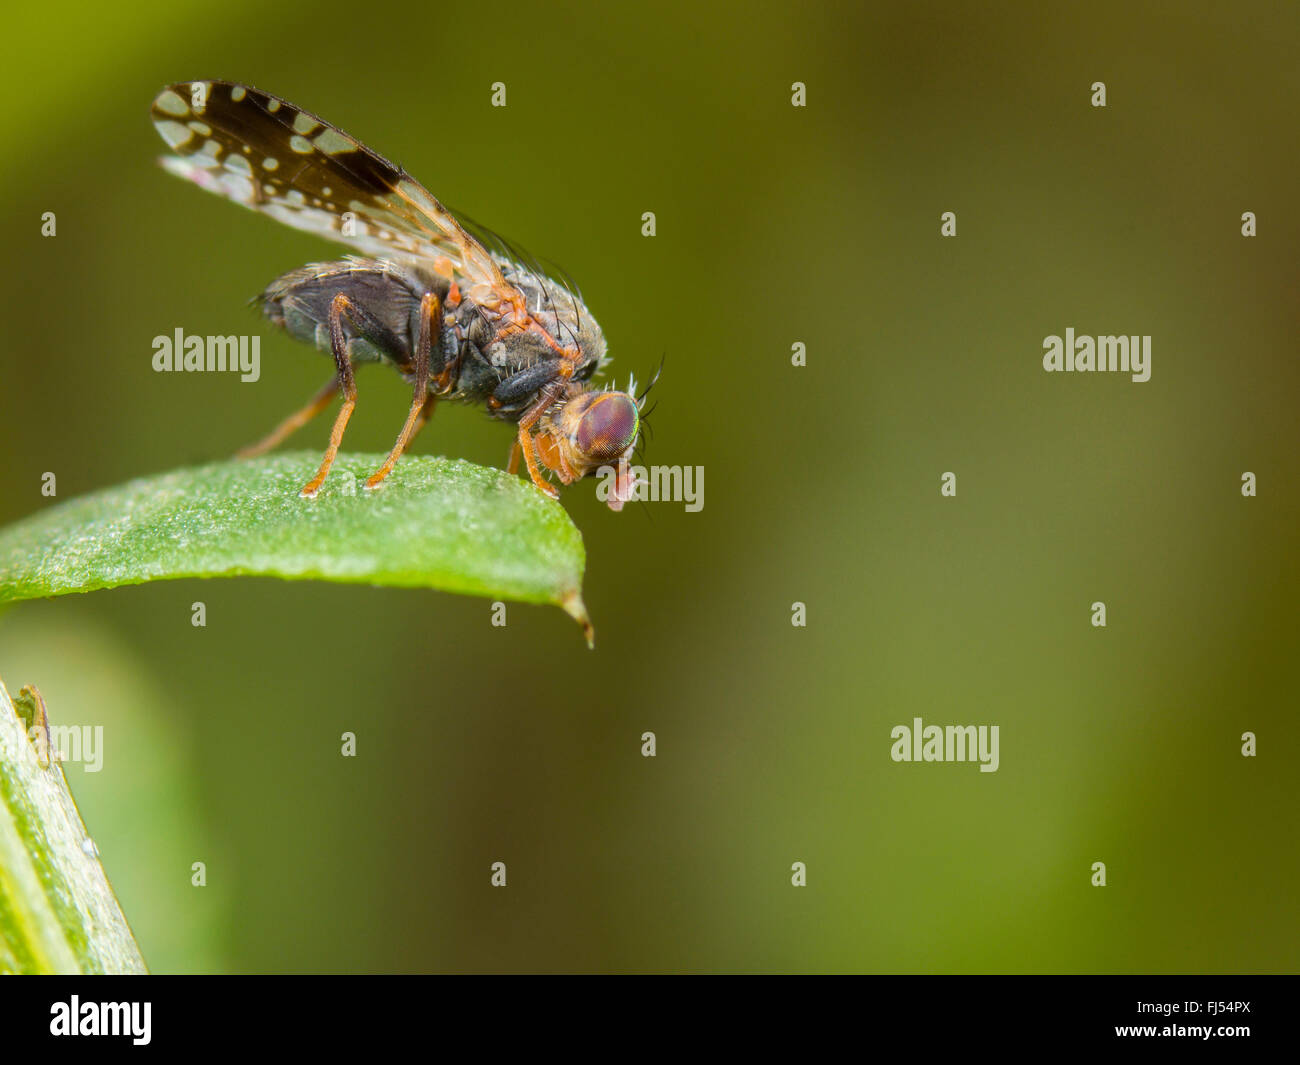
299,292,376,498
237,375,340,459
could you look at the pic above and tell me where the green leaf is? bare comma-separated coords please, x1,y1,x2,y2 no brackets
0,453,592,642
0,680,147,973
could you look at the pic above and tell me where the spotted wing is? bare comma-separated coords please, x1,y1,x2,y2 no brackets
151,80,526,320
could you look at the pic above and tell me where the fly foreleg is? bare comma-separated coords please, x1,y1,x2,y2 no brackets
513,381,568,500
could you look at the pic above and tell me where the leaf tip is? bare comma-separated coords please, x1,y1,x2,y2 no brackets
561,589,595,648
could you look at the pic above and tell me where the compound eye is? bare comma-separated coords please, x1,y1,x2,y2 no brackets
575,393,639,465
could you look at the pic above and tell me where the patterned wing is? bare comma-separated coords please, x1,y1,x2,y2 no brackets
151,80,527,321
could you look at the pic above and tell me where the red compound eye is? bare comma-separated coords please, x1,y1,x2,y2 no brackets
575,393,639,464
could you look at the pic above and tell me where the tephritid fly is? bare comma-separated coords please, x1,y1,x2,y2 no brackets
151,80,651,508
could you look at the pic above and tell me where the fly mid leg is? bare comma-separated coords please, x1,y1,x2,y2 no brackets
364,291,442,490
245,285,444,497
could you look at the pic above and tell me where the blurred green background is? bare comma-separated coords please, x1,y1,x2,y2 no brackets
1,0,1296,972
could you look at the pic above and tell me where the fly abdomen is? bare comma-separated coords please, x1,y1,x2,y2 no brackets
261,258,449,371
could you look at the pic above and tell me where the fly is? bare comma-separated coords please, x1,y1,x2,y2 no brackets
151,80,649,509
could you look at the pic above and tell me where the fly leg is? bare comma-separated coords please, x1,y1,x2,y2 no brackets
299,292,379,498
237,376,340,458
513,381,568,499
365,291,441,490
509,431,578,484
